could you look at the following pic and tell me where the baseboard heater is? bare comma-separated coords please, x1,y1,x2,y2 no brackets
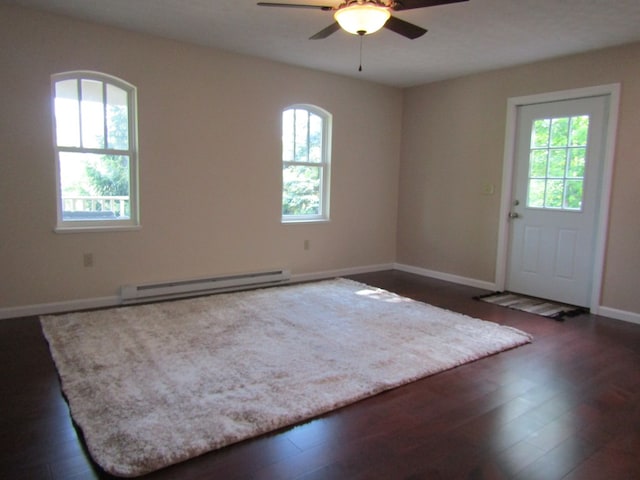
120,269,291,303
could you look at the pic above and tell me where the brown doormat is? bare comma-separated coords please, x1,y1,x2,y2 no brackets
475,292,586,320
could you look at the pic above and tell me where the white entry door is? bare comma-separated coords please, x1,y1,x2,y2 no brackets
506,96,609,307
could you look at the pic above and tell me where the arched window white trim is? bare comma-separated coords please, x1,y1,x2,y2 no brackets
51,71,140,232
281,104,332,223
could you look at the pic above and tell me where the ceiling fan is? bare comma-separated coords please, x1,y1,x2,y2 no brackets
257,0,469,40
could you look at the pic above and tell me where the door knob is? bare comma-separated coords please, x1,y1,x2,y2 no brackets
509,212,520,219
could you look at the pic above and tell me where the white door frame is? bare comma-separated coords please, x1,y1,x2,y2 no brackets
495,84,621,313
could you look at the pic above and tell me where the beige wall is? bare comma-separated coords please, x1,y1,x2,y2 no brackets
2,5,638,317
0,6,402,308
398,42,640,313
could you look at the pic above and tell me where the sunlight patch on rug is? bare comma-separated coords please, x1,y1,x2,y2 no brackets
41,278,532,477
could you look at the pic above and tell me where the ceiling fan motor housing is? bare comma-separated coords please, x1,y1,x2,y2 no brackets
334,1,392,36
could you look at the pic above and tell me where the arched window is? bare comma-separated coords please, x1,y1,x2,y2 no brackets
52,71,139,231
281,105,331,222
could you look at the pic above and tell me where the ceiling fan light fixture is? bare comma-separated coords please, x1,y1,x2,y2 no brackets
334,4,391,36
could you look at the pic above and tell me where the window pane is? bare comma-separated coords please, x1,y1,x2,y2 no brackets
106,84,129,150
59,152,130,220
294,109,309,163
531,119,550,148
81,79,105,149
567,148,586,178
529,149,548,177
570,115,589,146
564,180,583,210
550,117,569,147
527,179,545,207
545,179,564,208
548,149,567,178
54,79,80,147
282,109,294,162
282,165,320,216
308,113,322,163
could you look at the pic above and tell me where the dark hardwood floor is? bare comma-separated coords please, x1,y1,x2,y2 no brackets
1,270,639,479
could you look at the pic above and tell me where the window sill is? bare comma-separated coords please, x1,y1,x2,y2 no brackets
281,218,330,225
54,224,141,234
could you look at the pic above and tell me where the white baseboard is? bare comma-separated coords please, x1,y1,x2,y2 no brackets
395,263,640,326
0,296,120,320
4,263,638,327
394,263,497,291
291,263,395,284
596,306,640,325
0,264,396,320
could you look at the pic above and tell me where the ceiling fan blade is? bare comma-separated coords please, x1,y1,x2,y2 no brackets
384,15,427,39
309,22,341,40
257,2,333,10
392,0,468,11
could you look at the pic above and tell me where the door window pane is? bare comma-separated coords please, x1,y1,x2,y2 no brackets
550,117,569,147
545,179,564,208
570,115,589,146
548,149,567,177
529,150,547,177
528,179,546,208
567,148,586,177
531,119,551,148
526,115,589,211
564,180,583,210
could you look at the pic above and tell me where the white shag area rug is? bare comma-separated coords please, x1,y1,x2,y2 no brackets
41,278,532,477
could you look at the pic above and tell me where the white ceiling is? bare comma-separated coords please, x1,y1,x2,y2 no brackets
6,0,640,87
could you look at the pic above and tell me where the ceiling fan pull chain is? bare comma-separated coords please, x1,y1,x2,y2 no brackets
358,31,364,72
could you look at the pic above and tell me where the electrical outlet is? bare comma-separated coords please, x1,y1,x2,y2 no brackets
83,253,94,267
